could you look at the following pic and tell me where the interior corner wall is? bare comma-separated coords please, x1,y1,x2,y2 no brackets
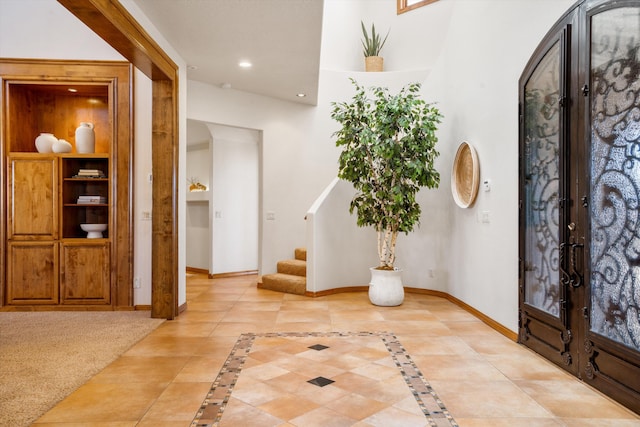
420,0,576,331
322,0,575,332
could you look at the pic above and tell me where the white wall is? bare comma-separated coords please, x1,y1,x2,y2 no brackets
185,120,212,272
0,0,189,307
420,0,576,330
208,127,259,275
185,200,209,270
320,0,453,73
133,69,154,303
306,178,377,293
0,0,124,60
186,143,211,271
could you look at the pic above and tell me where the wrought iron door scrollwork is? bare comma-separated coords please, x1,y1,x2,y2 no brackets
585,362,596,380
559,242,572,286
561,329,573,365
584,338,595,355
523,41,562,318
519,312,532,342
589,7,640,352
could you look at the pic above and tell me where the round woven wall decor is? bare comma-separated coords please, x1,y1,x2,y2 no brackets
451,141,480,208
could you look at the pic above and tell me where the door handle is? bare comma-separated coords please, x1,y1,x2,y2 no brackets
569,240,584,288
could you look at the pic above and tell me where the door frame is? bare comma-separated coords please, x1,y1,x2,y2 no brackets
518,5,580,373
519,0,640,413
57,0,179,319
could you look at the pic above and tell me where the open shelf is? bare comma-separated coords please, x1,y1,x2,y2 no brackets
60,155,110,239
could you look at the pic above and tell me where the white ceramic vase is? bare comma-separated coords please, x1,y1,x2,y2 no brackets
35,133,57,153
75,122,95,153
368,267,404,306
52,139,73,153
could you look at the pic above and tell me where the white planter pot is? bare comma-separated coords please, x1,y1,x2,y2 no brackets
368,267,404,306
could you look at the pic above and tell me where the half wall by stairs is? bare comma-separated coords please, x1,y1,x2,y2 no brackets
258,248,307,295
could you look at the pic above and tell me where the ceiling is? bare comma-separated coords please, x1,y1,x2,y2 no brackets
131,0,324,106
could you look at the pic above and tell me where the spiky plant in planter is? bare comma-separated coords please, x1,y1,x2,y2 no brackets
361,21,389,71
361,21,389,57
331,79,442,274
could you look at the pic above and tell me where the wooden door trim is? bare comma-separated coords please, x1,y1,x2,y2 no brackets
57,0,179,319
57,0,176,81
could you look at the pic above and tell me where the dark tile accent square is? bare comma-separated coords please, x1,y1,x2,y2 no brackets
307,376,334,387
308,344,329,351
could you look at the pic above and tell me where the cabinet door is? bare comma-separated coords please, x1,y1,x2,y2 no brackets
60,241,110,304
7,154,58,239
6,241,58,304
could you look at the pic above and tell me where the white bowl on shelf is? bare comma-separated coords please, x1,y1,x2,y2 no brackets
80,223,107,238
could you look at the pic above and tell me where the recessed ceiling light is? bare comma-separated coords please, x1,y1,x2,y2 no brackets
187,65,198,70
296,93,307,98
238,61,252,69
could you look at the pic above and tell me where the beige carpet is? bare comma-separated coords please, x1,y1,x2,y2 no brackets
0,311,164,427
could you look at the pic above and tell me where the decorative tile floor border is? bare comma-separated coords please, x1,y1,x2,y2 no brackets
191,331,458,427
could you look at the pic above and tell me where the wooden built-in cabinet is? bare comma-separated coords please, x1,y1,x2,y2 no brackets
61,241,110,304
1,59,132,310
6,241,59,304
7,154,58,239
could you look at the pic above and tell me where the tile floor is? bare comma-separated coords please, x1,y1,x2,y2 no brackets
33,274,640,426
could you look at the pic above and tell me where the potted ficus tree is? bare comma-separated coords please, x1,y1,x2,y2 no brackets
331,79,442,306
361,21,389,72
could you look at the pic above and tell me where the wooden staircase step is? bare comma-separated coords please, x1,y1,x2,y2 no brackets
259,273,306,296
258,247,307,296
295,247,306,261
277,259,306,277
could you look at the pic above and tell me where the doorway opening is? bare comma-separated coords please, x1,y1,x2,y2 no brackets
186,120,261,278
